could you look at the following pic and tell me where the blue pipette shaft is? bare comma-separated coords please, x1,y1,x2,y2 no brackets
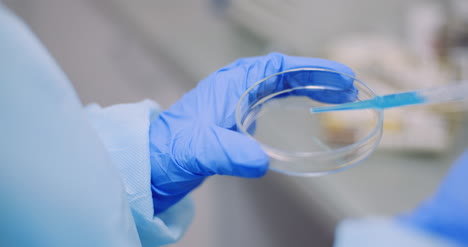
311,82,468,113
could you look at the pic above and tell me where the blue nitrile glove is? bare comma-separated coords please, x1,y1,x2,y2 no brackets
149,52,357,214
400,149,468,245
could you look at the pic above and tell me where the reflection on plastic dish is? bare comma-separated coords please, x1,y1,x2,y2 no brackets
235,68,384,176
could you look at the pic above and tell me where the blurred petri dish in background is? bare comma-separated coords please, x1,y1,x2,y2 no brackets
235,68,384,176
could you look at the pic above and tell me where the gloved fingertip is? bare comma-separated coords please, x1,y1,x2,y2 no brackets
223,133,269,178
232,151,269,178
202,126,269,178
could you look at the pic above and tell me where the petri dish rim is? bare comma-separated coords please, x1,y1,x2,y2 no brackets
235,67,384,159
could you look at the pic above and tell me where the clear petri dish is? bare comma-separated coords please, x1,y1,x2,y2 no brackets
235,68,384,176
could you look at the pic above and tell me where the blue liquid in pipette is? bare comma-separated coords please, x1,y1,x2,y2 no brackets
310,92,426,113
310,81,468,113
374,92,426,108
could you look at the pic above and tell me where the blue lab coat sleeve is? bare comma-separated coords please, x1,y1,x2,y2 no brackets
85,101,194,246
333,218,461,247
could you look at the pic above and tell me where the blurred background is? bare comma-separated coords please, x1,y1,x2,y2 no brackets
3,0,468,246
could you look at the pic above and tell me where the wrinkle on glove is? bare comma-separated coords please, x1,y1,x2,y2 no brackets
150,52,358,214
86,101,193,247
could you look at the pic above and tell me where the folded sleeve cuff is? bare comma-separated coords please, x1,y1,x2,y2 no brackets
85,100,194,247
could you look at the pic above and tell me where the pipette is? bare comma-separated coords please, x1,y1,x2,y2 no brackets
310,82,468,113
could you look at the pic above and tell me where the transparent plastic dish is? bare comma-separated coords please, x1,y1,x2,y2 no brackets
235,68,384,176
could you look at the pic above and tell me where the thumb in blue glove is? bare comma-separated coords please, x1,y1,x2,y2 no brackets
149,52,357,214
400,149,468,245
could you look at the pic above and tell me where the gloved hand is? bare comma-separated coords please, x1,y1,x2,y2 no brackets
149,52,357,214
400,149,468,245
